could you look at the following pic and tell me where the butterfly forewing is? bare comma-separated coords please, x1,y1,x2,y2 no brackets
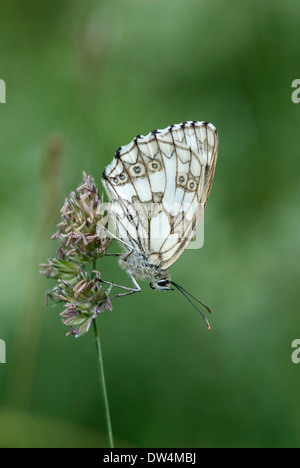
102,121,218,270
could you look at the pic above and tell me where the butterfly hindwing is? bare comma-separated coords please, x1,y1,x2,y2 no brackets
102,121,218,269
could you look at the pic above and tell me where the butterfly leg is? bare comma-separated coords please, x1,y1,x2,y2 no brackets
99,274,141,299
97,225,132,250
104,253,122,256
129,274,141,292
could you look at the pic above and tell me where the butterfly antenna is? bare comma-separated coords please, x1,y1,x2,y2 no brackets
169,281,211,330
170,282,212,314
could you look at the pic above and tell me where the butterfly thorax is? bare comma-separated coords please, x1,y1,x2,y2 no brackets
119,250,170,284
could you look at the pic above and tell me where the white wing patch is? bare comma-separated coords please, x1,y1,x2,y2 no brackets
102,121,218,273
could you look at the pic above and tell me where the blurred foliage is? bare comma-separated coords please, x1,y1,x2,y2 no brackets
1,0,300,448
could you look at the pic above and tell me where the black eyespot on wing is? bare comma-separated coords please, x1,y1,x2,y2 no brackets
151,129,159,136
202,121,209,126
180,121,187,128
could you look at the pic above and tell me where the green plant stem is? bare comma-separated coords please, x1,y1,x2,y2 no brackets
93,318,114,448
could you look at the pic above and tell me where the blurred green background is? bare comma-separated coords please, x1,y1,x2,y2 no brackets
1,0,300,448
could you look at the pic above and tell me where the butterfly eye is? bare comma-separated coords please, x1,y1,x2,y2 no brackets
149,160,161,172
187,179,197,191
151,279,171,290
177,173,187,186
130,163,145,177
157,279,169,287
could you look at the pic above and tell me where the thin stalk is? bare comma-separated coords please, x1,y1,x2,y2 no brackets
93,318,114,448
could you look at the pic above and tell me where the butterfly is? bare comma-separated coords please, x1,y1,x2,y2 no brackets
101,121,218,328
